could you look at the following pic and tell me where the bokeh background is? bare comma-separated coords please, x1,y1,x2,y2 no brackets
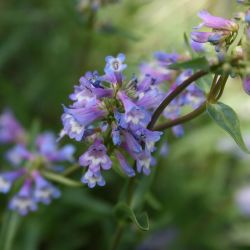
1,0,250,249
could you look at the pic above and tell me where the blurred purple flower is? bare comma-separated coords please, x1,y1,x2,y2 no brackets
0,169,26,193
33,171,61,204
9,179,37,216
191,10,238,51
196,10,238,31
190,39,206,53
243,75,250,95
0,110,26,144
235,186,250,216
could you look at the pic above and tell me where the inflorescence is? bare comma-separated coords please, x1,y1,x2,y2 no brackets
0,110,75,215
60,51,205,188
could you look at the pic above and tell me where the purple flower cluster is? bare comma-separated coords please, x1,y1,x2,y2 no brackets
191,10,238,52
191,8,250,96
61,53,205,188
61,54,165,188
0,111,75,215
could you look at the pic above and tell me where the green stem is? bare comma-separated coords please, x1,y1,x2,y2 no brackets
62,164,80,177
153,102,206,131
126,176,135,206
2,212,20,250
215,75,229,101
147,71,207,130
207,74,221,101
208,74,229,103
110,223,125,250
110,177,135,250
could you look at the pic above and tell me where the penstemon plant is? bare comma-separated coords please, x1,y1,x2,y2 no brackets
1,1,250,249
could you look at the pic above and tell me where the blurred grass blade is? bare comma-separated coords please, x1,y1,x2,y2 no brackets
42,171,83,187
169,57,209,71
1,212,21,250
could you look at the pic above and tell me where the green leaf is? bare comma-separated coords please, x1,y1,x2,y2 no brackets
42,171,83,187
169,57,209,71
195,74,213,94
206,102,249,153
114,203,149,231
183,32,194,57
29,119,41,150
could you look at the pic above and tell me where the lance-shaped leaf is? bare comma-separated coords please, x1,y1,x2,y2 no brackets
114,202,149,231
196,74,213,94
206,102,249,153
169,57,210,71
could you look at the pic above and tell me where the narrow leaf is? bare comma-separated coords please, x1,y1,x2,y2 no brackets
42,171,83,187
183,32,194,56
195,74,213,94
169,57,209,71
206,102,249,153
2,212,20,250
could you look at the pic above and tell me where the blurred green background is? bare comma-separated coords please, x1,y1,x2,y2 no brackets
1,0,250,249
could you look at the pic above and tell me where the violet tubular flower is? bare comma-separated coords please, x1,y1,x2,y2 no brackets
5,144,32,166
118,91,151,128
136,150,154,176
196,10,238,31
79,139,112,188
0,169,25,194
79,139,112,173
9,179,37,216
116,151,135,177
33,171,61,205
81,170,105,188
61,104,105,142
190,39,206,53
61,113,87,141
104,53,127,85
36,132,75,162
0,110,26,144
133,128,162,153
191,10,238,51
